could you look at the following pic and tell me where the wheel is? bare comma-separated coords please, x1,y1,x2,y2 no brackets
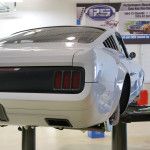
119,75,130,115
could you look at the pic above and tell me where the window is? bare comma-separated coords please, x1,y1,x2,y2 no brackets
0,26,105,44
103,35,119,51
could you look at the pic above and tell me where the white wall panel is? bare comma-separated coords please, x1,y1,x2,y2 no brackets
141,45,150,83
0,0,76,38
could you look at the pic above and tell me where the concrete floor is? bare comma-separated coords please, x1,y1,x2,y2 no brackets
0,122,150,150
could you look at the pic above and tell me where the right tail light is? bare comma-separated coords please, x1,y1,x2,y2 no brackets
54,68,84,93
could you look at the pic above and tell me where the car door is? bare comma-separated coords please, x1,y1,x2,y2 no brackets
114,32,140,100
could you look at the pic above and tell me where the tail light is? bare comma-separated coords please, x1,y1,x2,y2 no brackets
71,71,81,89
54,71,62,89
63,71,71,89
54,68,84,93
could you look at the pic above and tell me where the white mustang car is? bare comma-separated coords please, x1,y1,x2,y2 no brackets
0,26,144,130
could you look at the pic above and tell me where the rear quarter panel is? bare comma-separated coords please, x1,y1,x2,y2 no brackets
73,47,127,121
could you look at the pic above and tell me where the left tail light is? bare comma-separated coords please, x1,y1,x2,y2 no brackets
53,68,84,93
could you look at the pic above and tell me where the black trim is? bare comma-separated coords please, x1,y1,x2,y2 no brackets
115,32,129,58
0,104,9,122
0,66,85,94
11,26,106,36
45,118,72,127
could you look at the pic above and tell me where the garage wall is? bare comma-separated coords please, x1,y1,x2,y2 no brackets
0,0,147,37
0,0,150,101
0,0,75,38
0,0,146,36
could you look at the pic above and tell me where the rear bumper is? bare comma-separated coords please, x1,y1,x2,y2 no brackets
4,108,92,128
0,82,115,128
0,83,92,111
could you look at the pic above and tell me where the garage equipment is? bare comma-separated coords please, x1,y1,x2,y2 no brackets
112,105,150,150
19,126,36,150
137,90,148,106
88,131,105,138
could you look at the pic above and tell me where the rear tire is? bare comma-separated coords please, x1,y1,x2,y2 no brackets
120,74,131,115
110,74,130,125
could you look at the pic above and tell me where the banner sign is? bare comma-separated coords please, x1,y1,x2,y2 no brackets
77,2,150,44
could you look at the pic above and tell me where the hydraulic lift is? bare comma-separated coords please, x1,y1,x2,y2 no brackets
22,127,36,150
20,105,150,150
112,105,150,150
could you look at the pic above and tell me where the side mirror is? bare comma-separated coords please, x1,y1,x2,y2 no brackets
129,52,136,59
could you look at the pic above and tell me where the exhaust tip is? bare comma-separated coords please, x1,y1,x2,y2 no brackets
45,118,72,127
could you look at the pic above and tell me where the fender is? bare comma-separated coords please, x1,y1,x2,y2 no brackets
96,47,128,116
73,47,128,118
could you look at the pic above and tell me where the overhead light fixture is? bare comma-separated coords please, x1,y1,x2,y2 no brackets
0,0,22,13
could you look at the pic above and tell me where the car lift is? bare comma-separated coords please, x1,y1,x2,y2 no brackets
112,105,150,150
20,105,150,150
21,127,36,150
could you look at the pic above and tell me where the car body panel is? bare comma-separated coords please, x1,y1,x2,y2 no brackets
0,43,83,67
0,26,144,128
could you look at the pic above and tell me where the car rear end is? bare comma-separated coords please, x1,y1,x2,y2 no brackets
0,45,92,128
0,47,120,130
0,26,110,129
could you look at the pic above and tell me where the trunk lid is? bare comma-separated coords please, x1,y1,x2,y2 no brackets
0,42,83,67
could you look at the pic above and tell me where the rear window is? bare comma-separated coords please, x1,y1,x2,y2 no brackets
0,26,105,44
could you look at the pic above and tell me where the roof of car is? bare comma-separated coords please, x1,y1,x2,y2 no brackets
12,25,107,35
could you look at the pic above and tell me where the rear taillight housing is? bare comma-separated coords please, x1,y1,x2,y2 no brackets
53,67,85,93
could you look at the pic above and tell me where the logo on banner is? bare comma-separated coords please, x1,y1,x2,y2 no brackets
86,5,116,21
